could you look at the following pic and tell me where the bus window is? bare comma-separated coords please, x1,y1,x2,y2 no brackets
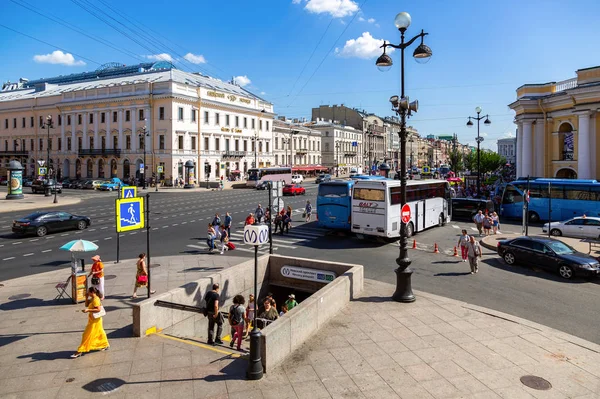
247,169,259,181
354,188,385,202
390,186,402,205
565,185,592,200
319,184,349,197
502,186,522,204
550,185,565,199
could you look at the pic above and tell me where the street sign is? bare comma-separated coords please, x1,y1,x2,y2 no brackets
271,181,283,198
281,265,336,283
525,190,530,203
273,198,284,214
157,165,164,173
401,204,411,224
37,160,45,166
140,163,145,174
38,167,47,176
116,197,145,232
121,186,137,199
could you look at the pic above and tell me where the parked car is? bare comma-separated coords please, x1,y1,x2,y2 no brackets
22,178,33,187
497,236,600,279
255,180,273,190
98,177,124,191
542,217,600,239
71,179,87,189
31,179,62,194
451,198,494,220
315,174,331,184
83,180,105,190
12,211,91,237
291,174,304,184
0,176,7,186
283,184,306,196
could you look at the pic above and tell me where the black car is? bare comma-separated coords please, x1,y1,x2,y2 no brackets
255,180,273,190
451,198,494,220
497,236,600,279
12,211,91,237
315,174,331,184
31,179,63,194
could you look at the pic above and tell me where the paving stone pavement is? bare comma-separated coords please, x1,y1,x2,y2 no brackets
0,253,599,398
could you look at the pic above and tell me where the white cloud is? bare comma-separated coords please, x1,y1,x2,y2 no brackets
358,16,365,21
145,53,174,62
304,0,359,18
292,0,302,3
480,132,489,137
335,32,393,59
234,75,251,87
375,23,380,28
260,91,266,95
367,18,375,23
33,50,85,66
503,130,515,138
183,53,206,64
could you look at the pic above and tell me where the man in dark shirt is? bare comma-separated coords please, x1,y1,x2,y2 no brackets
204,283,223,345
258,299,278,328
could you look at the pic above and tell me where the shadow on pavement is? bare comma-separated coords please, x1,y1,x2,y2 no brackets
179,266,223,273
352,296,394,303
107,324,133,339
17,350,74,362
484,258,593,284
431,260,462,264
0,297,70,311
0,335,28,347
434,272,472,277
32,260,70,267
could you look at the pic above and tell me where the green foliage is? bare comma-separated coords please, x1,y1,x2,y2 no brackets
464,150,506,175
448,149,464,173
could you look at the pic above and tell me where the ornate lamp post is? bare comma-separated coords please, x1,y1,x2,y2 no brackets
138,125,150,189
466,107,491,197
41,115,55,199
335,142,341,177
376,11,431,302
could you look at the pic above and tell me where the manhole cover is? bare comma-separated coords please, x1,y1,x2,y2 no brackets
150,263,161,268
66,378,75,383
19,320,26,324
520,375,552,390
104,275,117,280
82,378,126,393
8,293,31,300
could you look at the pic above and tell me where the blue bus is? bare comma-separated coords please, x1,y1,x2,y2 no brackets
500,178,600,222
317,176,391,230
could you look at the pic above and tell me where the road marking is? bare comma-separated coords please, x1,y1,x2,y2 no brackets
154,333,241,358
452,225,460,229
23,253,34,257
152,227,159,230
45,236,55,239
12,241,22,245
29,239,38,242
89,229,96,232
42,249,52,253
162,226,168,229
130,232,137,235
104,237,112,240
181,222,187,225
3,257,15,260
100,227,108,230
471,227,479,232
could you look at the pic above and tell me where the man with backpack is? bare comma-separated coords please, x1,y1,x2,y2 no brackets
228,294,246,351
204,284,223,345
255,204,264,223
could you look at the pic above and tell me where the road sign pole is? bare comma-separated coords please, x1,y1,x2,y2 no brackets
268,182,273,254
146,194,151,298
115,198,120,264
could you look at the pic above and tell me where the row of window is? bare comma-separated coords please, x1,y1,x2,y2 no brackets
2,110,147,130
203,137,270,153
274,154,321,165
169,107,270,131
274,137,321,151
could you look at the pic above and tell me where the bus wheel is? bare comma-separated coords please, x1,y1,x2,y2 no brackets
406,222,414,237
438,214,444,227
528,211,540,223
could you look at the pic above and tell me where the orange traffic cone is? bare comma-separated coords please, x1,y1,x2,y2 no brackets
412,239,417,249
453,246,459,257
433,243,439,253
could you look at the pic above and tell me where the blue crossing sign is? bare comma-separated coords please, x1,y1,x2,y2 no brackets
116,197,145,232
121,186,136,199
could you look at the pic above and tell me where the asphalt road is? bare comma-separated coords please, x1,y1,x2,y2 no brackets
1,186,599,344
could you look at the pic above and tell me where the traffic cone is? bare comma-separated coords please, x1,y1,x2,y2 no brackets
433,243,439,253
412,239,417,249
453,246,459,257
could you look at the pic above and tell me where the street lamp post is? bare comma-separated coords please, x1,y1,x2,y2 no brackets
335,142,340,177
409,137,414,170
139,126,150,189
466,107,491,197
376,11,432,303
41,116,54,199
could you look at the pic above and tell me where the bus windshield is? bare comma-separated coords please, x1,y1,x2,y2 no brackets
318,184,349,197
353,188,385,202
247,169,259,181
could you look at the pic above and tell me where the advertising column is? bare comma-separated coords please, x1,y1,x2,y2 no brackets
6,160,24,200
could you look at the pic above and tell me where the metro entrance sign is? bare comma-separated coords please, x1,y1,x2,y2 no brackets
401,204,411,224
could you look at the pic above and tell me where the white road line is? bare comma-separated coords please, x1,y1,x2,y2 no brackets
190,220,196,223
104,237,112,240
162,226,168,229
89,229,96,232
181,222,187,225
29,239,38,242
42,249,52,253
23,253,34,257
470,227,479,232
60,233,70,236
130,232,137,235
100,227,108,230
3,257,15,261
152,227,159,230
12,241,22,245
45,236,55,239
452,225,460,229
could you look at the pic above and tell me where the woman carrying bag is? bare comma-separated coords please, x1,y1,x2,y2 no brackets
89,255,105,300
132,253,155,298
71,287,109,358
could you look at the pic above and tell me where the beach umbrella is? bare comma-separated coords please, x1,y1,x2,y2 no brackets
59,239,98,252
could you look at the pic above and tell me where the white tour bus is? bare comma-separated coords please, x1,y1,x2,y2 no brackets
246,167,293,187
351,179,452,238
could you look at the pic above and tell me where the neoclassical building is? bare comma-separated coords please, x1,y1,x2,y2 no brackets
509,66,600,179
0,62,274,183
309,119,363,173
272,118,322,168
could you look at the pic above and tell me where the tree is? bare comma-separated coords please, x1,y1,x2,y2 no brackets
463,151,476,172
448,149,464,173
480,151,506,174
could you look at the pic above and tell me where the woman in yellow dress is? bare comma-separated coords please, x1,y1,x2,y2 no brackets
71,287,109,358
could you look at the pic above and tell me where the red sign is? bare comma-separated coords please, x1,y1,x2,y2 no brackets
525,190,530,203
401,204,411,224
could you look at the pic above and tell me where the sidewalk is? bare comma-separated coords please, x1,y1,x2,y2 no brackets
0,193,81,214
1,252,599,398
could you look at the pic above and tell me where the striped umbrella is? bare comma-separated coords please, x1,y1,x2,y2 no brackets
59,239,99,252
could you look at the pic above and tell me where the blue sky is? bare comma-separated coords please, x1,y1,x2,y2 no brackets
2,0,599,149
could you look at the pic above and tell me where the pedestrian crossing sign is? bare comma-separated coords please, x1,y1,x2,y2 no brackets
38,167,47,176
121,186,136,199
116,197,145,232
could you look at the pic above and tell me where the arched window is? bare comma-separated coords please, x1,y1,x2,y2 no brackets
558,123,574,161
86,159,93,178
76,159,82,179
123,159,131,179
111,159,118,178
98,159,105,178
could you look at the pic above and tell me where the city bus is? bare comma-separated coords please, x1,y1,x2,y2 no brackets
246,167,293,187
317,175,390,230
500,178,600,222
351,179,452,238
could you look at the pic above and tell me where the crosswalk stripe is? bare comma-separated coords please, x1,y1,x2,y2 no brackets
229,233,298,245
470,227,479,232
452,225,460,229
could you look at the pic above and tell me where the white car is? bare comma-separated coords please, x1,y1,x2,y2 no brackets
291,174,304,184
542,216,600,239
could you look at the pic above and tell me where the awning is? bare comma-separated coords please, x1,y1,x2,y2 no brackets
230,170,241,174
292,165,329,172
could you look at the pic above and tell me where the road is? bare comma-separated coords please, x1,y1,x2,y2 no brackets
1,186,599,344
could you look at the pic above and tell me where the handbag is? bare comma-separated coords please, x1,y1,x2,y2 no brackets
302,212,306,218
91,276,100,286
92,306,106,319
137,275,148,283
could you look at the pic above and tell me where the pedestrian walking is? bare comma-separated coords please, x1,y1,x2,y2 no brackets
212,213,221,240
228,295,246,352
304,200,312,222
204,284,224,345
219,176,224,191
207,223,217,252
244,213,255,226
255,204,264,223
473,210,485,236
132,253,155,298
466,236,482,274
244,294,255,337
491,212,500,234
70,287,109,358
89,255,105,300
483,214,492,236
224,212,232,238
284,294,298,310
457,230,470,262
219,225,229,254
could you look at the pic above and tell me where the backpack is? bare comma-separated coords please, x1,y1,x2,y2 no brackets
212,217,221,226
230,305,242,326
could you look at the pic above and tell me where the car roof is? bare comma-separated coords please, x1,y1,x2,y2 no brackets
570,216,600,221
509,236,561,244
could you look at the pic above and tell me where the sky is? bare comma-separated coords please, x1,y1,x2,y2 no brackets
1,0,600,150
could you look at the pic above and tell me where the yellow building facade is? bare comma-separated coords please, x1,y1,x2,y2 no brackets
509,66,600,179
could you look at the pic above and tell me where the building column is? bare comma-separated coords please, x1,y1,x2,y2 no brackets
577,112,591,179
93,112,99,150
534,121,545,177
515,123,522,177
118,110,124,150
82,112,88,149
131,108,137,153
521,121,533,177
60,114,65,155
106,112,112,149
70,114,76,154
590,113,597,178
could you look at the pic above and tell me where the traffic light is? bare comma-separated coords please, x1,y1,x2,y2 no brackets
204,163,211,175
